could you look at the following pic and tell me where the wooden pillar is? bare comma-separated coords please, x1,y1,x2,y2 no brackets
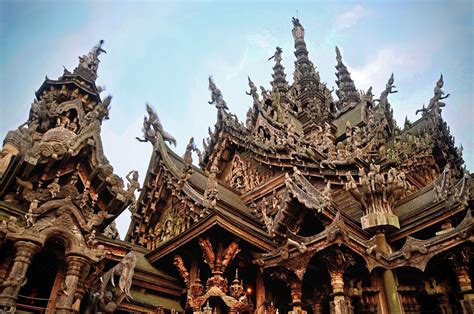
447,247,474,313
382,269,403,314
311,300,323,314
373,232,403,314
56,255,89,313
0,240,40,311
437,294,452,314
329,270,352,314
454,266,474,313
256,271,266,314
0,249,14,283
289,279,305,313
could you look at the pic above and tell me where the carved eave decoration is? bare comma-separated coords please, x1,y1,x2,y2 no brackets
254,207,472,280
146,209,275,264
128,132,274,249
391,171,471,241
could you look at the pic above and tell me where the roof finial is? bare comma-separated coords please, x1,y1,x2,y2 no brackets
75,40,106,81
268,47,288,93
208,76,228,110
335,46,342,64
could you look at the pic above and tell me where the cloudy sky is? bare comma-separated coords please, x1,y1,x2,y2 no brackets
1,0,473,238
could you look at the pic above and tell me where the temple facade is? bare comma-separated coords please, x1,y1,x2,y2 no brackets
0,18,473,314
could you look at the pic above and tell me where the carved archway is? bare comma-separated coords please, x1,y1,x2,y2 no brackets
17,237,66,312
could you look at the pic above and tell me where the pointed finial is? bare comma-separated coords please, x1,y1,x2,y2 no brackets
335,46,342,63
208,76,228,110
388,72,395,85
437,73,444,88
235,268,239,279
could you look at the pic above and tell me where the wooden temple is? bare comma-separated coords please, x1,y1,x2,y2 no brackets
0,18,473,314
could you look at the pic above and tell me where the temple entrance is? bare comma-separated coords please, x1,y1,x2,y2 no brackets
17,238,65,313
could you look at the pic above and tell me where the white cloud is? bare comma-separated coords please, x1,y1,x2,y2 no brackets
335,4,369,31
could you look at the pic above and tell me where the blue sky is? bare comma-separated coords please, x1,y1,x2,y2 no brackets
1,0,473,237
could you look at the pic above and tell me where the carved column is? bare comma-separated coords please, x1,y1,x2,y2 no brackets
311,300,323,314
446,247,474,313
56,255,89,313
329,270,352,314
289,280,304,313
437,294,452,314
322,249,354,314
0,240,40,310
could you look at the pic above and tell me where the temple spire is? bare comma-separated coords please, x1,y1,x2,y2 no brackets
291,17,320,96
292,17,308,62
74,40,106,81
268,47,289,94
334,46,360,109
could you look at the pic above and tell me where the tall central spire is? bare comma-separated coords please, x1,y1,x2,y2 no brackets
292,17,308,63
291,17,320,98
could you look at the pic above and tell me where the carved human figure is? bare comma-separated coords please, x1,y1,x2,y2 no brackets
86,230,98,246
268,47,283,64
173,255,190,284
125,170,140,196
25,200,39,227
47,177,61,198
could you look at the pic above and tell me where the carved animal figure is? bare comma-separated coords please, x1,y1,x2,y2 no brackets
99,252,137,305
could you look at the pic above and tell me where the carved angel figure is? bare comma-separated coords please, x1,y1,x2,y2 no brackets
136,104,177,146
222,241,241,269
417,74,450,116
125,170,140,196
198,237,215,270
173,255,190,284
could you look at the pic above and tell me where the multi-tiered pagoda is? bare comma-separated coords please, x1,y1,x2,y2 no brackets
0,18,472,314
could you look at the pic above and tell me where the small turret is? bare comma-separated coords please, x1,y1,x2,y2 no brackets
334,46,360,110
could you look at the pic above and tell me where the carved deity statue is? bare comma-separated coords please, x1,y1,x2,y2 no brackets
292,17,305,42
417,74,450,116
